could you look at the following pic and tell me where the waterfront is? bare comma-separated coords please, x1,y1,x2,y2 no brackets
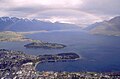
0,49,120,79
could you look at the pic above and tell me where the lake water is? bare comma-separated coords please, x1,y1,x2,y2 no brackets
0,30,120,72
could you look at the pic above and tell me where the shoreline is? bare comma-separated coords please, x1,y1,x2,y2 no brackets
34,60,42,71
34,58,81,71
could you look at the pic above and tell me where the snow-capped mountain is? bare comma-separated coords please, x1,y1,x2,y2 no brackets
0,17,80,32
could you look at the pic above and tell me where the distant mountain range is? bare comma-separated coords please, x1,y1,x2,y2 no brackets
84,16,120,36
1,16,120,36
0,17,80,32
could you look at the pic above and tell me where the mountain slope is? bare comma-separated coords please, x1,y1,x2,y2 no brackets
0,17,80,32
85,16,120,36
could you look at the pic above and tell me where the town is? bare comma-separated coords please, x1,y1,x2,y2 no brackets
0,49,120,79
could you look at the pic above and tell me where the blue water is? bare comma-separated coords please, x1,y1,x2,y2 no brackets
0,30,120,72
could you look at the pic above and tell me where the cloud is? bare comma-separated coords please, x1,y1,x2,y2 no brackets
0,0,120,27
33,9,102,26
81,0,120,15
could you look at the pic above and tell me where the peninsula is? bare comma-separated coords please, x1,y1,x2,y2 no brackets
0,31,33,42
38,53,80,62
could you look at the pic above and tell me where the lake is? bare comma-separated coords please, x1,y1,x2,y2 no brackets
0,30,120,72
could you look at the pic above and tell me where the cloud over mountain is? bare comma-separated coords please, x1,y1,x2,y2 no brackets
0,0,120,27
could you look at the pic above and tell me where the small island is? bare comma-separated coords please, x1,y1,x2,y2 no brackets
24,42,66,49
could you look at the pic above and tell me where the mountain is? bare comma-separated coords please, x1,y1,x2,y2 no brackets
0,17,80,32
84,16,120,36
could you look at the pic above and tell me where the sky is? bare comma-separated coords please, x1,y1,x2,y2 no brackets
0,0,120,27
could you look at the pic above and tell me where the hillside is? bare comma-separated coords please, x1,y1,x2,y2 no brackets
0,17,80,32
85,16,120,36
0,31,33,42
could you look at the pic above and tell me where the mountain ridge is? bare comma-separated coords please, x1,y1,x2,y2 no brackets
84,16,120,36
0,17,81,32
